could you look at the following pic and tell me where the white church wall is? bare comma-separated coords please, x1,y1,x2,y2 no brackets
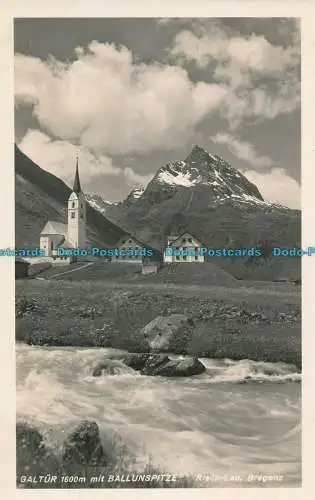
40,234,65,256
68,192,86,248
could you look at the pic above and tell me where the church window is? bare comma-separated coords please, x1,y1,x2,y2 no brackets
71,212,75,218
72,202,75,208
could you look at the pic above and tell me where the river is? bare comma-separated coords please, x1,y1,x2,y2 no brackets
16,344,301,487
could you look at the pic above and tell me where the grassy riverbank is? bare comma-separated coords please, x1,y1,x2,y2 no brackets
16,279,301,368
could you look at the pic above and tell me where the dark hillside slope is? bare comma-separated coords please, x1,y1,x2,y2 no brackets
15,145,126,248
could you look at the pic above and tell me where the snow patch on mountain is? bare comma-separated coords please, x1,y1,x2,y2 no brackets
130,185,145,199
85,194,118,214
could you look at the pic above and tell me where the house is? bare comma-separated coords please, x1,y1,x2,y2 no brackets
163,231,205,263
15,258,30,279
39,155,87,265
111,234,163,273
112,234,144,263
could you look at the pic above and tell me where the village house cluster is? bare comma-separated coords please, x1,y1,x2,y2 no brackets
36,157,204,274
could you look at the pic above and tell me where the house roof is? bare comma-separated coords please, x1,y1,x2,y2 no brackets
116,234,143,247
115,233,163,258
40,221,68,236
167,231,204,246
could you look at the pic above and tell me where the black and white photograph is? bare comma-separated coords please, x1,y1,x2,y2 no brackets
14,16,301,489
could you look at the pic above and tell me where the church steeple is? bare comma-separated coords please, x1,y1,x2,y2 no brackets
67,152,86,249
73,153,82,194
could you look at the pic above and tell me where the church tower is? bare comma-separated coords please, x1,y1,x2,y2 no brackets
67,154,86,248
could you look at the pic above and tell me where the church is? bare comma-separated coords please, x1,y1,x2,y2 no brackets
39,156,87,264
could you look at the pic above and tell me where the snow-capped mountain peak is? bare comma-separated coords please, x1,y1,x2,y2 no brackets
153,145,265,205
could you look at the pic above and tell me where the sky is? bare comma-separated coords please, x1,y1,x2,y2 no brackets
14,17,301,209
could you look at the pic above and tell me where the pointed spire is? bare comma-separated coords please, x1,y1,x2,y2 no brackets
73,152,82,194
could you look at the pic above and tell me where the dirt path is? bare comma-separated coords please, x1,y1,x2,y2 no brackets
47,262,95,278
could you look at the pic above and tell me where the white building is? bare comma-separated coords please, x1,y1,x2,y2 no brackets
163,231,204,263
39,156,87,265
112,235,143,264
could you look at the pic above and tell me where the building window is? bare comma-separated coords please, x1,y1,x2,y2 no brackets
176,256,180,260
80,213,83,219
122,240,125,244
50,241,53,251
71,212,75,218
72,202,75,208
128,239,132,243
81,203,83,208
182,238,186,243
188,238,192,243
195,256,198,261
183,255,187,261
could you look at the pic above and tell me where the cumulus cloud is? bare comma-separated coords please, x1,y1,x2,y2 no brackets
210,132,275,168
168,21,300,129
18,129,120,186
15,42,227,156
169,25,299,76
244,169,300,209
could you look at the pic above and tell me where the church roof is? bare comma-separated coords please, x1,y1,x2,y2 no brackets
73,156,82,194
40,221,68,236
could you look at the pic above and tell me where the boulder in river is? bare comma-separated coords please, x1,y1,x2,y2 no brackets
62,420,108,467
123,353,151,371
92,359,128,376
124,353,206,377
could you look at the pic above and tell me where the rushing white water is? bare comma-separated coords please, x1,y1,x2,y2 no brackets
16,344,301,487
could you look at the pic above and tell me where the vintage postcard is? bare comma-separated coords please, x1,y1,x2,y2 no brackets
0,0,314,498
